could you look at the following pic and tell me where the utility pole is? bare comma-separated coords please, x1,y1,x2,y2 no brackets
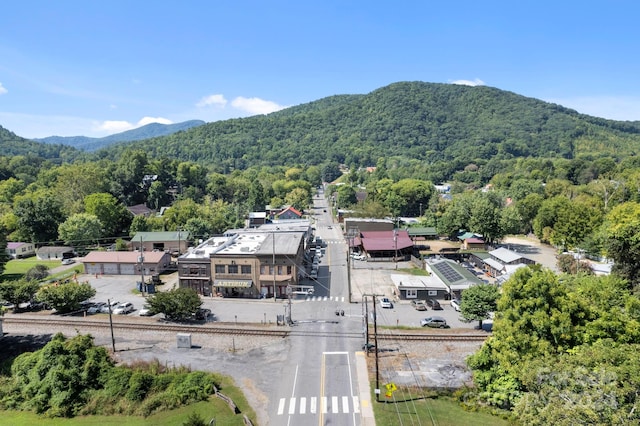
272,232,277,302
373,294,380,402
138,235,145,296
107,298,116,352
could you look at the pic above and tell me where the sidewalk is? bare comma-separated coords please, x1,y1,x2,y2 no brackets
355,351,376,425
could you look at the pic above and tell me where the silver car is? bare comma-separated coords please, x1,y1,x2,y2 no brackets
420,316,448,328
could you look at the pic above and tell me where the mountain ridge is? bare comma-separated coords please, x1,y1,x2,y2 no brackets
33,119,206,151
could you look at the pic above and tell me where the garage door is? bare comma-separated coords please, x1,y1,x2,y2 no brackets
119,263,136,275
85,264,101,275
103,263,119,275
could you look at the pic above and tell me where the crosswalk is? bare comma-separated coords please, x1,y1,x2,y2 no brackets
304,295,346,302
277,396,360,416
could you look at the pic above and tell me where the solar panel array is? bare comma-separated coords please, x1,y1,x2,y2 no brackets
433,261,464,283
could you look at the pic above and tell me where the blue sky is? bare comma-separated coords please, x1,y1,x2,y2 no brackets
1,1,639,139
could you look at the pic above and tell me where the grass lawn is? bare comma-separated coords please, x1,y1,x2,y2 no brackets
0,397,254,425
1,257,81,282
372,389,508,426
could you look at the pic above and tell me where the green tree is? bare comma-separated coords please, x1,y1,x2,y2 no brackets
468,191,505,244
84,192,132,238
0,279,40,311
25,264,50,281
603,201,640,288
147,180,171,211
460,283,500,330
285,187,310,211
36,281,96,314
146,287,202,321
58,213,103,246
13,190,64,243
0,225,9,275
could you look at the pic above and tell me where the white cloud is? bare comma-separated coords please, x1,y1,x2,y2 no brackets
137,116,173,126
450,78,486,87
195,93,286,118
0,83,7,95
230,96,286,115
94,116,173,134
197,94,227,108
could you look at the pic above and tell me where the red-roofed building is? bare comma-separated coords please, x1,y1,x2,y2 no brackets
360,230,414,260
277,206,303,220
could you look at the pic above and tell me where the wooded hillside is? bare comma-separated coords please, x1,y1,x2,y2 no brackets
98,81,640,170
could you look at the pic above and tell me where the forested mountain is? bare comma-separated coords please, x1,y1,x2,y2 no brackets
99,82,640,171
0,125,79,161
33,119,206,151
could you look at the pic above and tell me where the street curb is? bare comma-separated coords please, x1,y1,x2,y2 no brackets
355,351,376,425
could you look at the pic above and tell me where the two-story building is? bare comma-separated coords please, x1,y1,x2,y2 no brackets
178,228,306,299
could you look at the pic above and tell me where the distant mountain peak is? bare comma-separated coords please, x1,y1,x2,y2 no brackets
33,119,206,151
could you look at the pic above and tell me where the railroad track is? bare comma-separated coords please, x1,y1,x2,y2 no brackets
373,332,489,342
4,316,489,342
2,316,290,337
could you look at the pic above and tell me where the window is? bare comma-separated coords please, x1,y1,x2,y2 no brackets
277,265,284,275
260,265,268,274
406,289,417,298
215,264,225,274
428,290,438,296
241,265,251,274
228,264,238,274
286,265,292,274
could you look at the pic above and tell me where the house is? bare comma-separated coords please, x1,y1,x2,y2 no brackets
247,211,267,227
390,273,450,300
277,206,303,220
129,231,190,255
82,250,171,276
126,203,154,217
6,242,36,259
462,237,486,250
483,247,536,277
36,246,74,261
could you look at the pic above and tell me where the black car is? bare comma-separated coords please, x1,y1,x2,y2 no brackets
194,308,212,320
426,298,443,310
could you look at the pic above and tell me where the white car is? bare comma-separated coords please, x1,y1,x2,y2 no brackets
61,258,75,265
380,297,394,309
100,300,120,313
113,302,134,315
450,298,461,312
138,305,155,316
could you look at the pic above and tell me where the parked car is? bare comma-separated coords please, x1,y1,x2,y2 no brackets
113,302,134,315
87,302,106,314
194,308,212,320
380,297,394,309
426,298,443,310
100,300,119,313
421,316,448,328
61,258,75,265
138,305,155,316
309,270,318,279
450,298,461,312
411,300,428,311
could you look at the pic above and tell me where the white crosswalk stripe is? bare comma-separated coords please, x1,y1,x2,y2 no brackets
277,395,360,415
305,296,345,302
